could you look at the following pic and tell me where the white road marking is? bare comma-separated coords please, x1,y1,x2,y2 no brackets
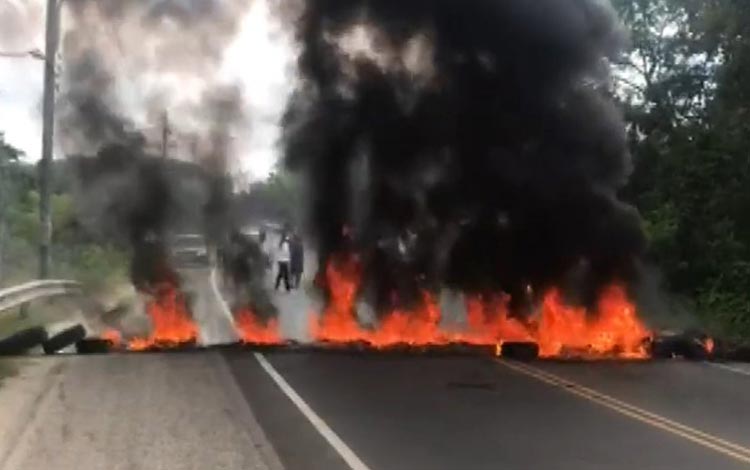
254,353,372,470
211,354,285,470
708,362,750,378
188,267,238,345
210,267,234,319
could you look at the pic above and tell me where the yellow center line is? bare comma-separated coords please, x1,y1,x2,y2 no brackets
502,360,750,454
496,359,750,465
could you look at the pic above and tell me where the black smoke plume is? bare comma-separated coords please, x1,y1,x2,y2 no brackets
58,0,251,289
282,0,646,313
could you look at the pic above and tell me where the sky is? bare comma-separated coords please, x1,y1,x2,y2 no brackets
0,0,295,181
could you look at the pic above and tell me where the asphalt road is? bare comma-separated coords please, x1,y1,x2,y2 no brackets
198,257,750,470
179,266,239,346
4,259,743,469
2,348,748,469
224,352,750,470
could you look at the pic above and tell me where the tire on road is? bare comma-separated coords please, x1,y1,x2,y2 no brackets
75,338,116,354
501,342,540,361
651,334,708,360
42,324,87,355
0,327,49,356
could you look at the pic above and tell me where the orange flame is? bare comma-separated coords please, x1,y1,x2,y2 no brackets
310,257,364,343
536,287,650,358
311,257,652,359
704,337,715,355
235,308,281,345
100,329,122,347
128,282,198,351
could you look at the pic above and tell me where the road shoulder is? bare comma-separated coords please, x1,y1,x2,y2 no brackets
0,357,64,467
211,352,285,470
0,353,283,470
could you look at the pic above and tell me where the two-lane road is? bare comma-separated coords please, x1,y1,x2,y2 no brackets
23,260,739,470
224,352,750,470
177,260,750,469
2,348,748,469
183,270,750,469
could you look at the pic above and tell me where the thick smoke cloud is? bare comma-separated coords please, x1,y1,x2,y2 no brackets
59,0,252,287
282,0,646,312
0,1,43,51
60,0,250,156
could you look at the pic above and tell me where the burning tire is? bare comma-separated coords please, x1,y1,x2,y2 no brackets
76,338,116,354
42,324,87,355
501,342,540,361
0,327,49,356
650,333,709,360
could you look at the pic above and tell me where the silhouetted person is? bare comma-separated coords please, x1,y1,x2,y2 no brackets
275,235,292,291
228,232,253,290
290,233,304,289
258,230,268,259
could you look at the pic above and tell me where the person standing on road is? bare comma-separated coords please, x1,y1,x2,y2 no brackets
290,232,304,289
275,234,292,292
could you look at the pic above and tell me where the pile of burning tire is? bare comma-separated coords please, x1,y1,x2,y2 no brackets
2,321,747,365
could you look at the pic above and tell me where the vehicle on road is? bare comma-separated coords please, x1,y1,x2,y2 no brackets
169,233,209,266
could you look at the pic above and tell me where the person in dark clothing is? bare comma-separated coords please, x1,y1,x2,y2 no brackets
215,230,276,319
290,234,304,289
227,232,252,290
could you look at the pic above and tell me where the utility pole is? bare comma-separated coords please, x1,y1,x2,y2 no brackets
38,0,60,279
0,155,7,284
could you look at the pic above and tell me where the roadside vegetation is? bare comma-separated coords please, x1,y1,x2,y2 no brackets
613,0,750,340
232,169,305,229
0,133,129,293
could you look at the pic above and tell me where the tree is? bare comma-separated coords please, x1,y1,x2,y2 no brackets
0,134,24,283
233,170,305,229
613,0,717,127
614,0,750,338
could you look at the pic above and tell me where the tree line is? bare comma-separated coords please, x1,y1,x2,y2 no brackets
0,133,127,289
614,0,750,338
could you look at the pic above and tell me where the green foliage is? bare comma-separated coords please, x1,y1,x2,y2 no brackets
0,135,127,290
0,132,23,163
235,169,305,227
56,243,129,289
615,0,750,338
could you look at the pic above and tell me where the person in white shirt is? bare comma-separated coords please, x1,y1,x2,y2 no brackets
275,234,292,292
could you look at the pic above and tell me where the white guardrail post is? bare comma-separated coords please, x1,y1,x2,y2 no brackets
0,280,82,315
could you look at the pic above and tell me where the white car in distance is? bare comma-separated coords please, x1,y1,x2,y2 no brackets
169,233,209,266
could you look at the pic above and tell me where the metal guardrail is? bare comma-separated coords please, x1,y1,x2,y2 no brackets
0,280,82,315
